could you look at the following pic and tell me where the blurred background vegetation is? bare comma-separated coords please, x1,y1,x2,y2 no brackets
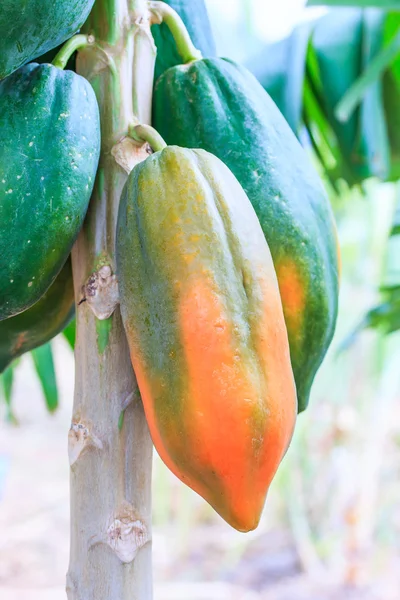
2,0,400,598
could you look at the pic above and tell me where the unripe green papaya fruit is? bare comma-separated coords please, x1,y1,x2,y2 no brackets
0,259,74,374
0,63,100,320
0,0,95,79
117,146,297,532
153,58,340,413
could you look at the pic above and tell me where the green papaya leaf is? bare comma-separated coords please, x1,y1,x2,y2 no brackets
249,22,314,133
312,8,390,181
303,71,346,186
2,367,13,406
384,71,400,179
357,9,391,181
306,31,363,186
1,366,17,423
248,37,291,121
284,23,317,132
251,6,393,189
313,9,364,168
385,12,400,84
382,13,400,179
31,343,59,413
336,29,400,121
63,319,76,350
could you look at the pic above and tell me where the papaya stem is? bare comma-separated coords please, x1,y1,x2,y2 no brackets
52,34,94,69
129,124,167,152
148,1,202,64
68,0,155,597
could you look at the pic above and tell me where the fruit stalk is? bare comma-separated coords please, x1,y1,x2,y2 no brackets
52,35,92,69
149,1,202,62
67,0,155,598
129,123,167,151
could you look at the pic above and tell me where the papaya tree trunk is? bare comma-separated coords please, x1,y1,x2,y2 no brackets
67,1,156,598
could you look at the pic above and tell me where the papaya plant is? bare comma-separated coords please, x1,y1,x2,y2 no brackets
0,0,343,597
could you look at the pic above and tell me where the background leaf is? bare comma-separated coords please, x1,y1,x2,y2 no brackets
248,22,314,132
31,343,59,413
1,366,17,424
336,29,400,121
308,8,392,182
357,9,391,181
63,319,76,350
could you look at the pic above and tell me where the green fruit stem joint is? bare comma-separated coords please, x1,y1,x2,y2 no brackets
149,1,202,63
52,34,94,69
129,124,167,152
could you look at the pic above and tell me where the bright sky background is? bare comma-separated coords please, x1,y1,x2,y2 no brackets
205,0,327,62
211,0,307,41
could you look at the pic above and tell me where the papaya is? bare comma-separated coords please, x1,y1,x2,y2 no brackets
153,58,339,413
0,259,74,374
151,0,216,82
0,63,100,320
116,146,297,532
0,0,95,79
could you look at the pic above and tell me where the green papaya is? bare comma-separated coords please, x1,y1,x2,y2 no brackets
153,58,339,412
117,145,297,532
0,0,95,79
151,0,216,82
0,259,74,374
0,63,100,320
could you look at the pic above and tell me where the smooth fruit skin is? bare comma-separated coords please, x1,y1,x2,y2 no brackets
153,58,340,412
117,146,297,532
0,259,74,374
0,63,100,320
0,0,95,79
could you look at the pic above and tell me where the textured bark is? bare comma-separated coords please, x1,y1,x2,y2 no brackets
67,1,155,598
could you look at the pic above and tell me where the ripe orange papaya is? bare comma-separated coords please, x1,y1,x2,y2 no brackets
153,58,340,412
117,146,297,532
